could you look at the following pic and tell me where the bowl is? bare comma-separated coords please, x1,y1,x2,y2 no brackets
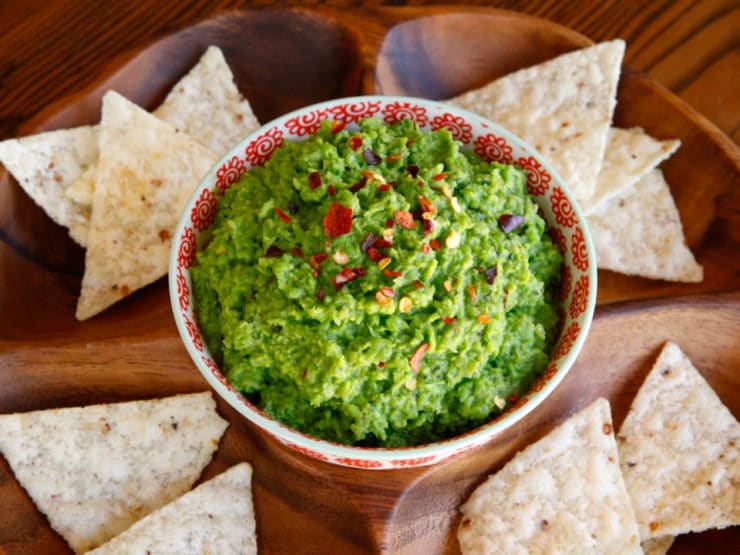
169,95,597,469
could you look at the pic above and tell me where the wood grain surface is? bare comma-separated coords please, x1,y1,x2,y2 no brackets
0,3,738,555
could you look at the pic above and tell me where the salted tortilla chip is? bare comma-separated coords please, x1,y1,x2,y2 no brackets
449,40,624,203
642,536,674,555
87,463,257,555
587,169,703,282
76,91,216,320
582,127,680,214
617,342,739,540
0,126,98,246
0,392,228,554
458,398,641,554
155,45,260,155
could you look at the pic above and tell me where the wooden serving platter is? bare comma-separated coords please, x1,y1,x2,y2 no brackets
0,7,738,554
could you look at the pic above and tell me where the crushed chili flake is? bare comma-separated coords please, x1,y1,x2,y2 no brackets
409,342,429,373
468,285,477,300
429,239,441,250
378,361,386,367
363,148,382,165
418,195,436,214
317,287,325,302
649,522,661,533
384,269,403,278
349,176,368,193
275,207,292,223
417,181,424,188
333,267,366,290
367,247,383,262
287,200,299,214
478,313,491,324
265,245,283,257
385,218,394,228
386,153,402,162
323,202,353,238
330,121,346,133
308,171,322,189
507,392,519,403
413,280,423,289
407,164,420,178
498,214,526,233
309,252,328,270
394,210,415,229
421,243,431,254
349,135,363,151
432,172,447,181
327,185,336,196
374,239,393,249
423,218,435,236
378,257,391,270
361,232,376,253
301,368,308,380
442,316,456,324
485,265,498,285
291,247,304,258
378,184,390,192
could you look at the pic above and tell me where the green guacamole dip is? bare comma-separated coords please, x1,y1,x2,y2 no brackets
191,118,563,447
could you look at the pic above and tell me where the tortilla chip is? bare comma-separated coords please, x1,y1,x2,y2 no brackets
582,127,680,215
458,398,641,554
616,342,739,540
587,169,703,282
0,392,228,554
155,45,260,155
87,463,257,555
0,126,98,246
642,536,674,555
76,91,216,320
449,40,624,203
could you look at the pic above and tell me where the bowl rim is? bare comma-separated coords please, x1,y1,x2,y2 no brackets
169,94,597,465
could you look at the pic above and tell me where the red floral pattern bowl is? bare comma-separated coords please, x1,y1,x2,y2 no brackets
169,96,597,469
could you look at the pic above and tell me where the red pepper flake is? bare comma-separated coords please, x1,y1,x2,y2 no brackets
316,287,325,302
373,239,393,249
409,342,429,373
327,185,336,196
331,121,346,133
309,253,328,270
367,247,383,262
394,210,415,229
386,153,402,162
432,172,447,181
380,287,395,298
275,207,292,223
349,135,363,151
413,280,423,289
323,202,352,238
378,361,386,367
421,243,431,254
333,267,366,290
378,184,390,192
349,176,368,193
507,392,519,403
301,368,308,380
265,245,283,257
442,316,456,324
312,270,319,278
423,219,434,236
308,171,322,190
384,269,402,278
467,284,477,301
417,181,424,188
429,239,441,251
407,164,420,178
291,247,303,258
385,218,394,228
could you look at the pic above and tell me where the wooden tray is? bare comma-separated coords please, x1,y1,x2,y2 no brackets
0,7,738,554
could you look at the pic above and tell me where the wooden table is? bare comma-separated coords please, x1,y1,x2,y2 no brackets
1,2,738,555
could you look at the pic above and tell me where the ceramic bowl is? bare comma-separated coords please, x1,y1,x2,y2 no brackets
169,95,597,469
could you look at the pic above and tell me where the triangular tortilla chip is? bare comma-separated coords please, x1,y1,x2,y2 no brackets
617,342,739,540
582,127,680,215
76,91,216,320
87,463,257,555
0,392,229,554
458,398,641,554
587,169,703,282
449,40,624,203
155,45,260,155
642,536,674,555
0,125,98,245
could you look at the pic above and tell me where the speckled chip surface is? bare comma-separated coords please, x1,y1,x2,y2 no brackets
88,463,256,555
457,398,641,555
0,391,228,554
617,341,740,540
